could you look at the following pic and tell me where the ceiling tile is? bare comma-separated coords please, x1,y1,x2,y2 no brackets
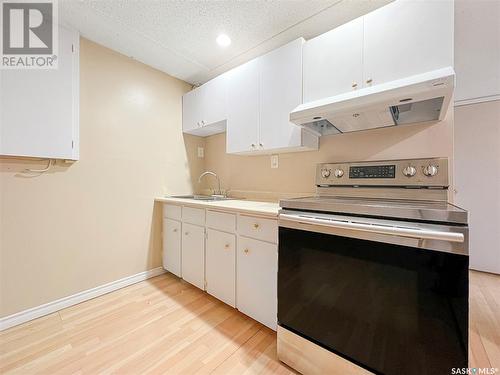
60,0,391,84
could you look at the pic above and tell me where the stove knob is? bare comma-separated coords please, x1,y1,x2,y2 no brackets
334,169,344,178
423,164,439,177
321,168,331,178
402,165,417,177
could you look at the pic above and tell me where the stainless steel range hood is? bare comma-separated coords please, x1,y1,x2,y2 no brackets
290,67,455,136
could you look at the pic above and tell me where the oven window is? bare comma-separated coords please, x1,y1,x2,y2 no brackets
278,227,468,375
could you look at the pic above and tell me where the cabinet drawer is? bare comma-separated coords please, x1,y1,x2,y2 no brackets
206,210,236,233
163,204,181,220
182,206,205,226
238,215,278,244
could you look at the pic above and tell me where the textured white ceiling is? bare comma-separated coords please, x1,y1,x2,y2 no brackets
60,0,391,84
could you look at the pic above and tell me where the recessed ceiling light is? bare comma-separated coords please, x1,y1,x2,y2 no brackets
216,34,231,47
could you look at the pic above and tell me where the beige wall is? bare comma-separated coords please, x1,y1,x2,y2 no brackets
203,107,454,201
0,39,205,317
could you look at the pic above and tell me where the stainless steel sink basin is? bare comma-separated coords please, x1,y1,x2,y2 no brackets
170,195,232,201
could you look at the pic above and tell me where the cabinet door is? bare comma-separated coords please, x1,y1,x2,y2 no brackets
199,74,227,126
181,223,205,290
182,88,201,133
303,18,363,102
163,218,181,277
206,229,236,306
259,38,303,151
0,25,79,160
363,0,453,87
454,0,500,103
226,59,260,153
237,236,277,330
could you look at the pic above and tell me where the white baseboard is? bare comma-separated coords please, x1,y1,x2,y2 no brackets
0,267,166,331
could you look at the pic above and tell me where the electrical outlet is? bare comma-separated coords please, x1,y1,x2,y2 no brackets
271,154,279,169
197,147,204,158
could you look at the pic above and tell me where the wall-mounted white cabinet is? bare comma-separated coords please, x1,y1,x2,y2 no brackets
226,38,318,154
226,59,260,154
258,38,306,151
363,0,453,87
0,25,79,160
304,0,453,102
182,74,227,136
304,18,364,102
454,0,500,105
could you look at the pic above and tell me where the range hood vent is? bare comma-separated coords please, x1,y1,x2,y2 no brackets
291,67,455,136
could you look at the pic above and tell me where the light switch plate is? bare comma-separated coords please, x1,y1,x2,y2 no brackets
271,154,279,169
197,147,204,158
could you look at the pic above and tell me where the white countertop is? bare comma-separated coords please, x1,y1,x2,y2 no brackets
155,197,280,217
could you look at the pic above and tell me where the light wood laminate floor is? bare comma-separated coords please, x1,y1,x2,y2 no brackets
1,270,498,374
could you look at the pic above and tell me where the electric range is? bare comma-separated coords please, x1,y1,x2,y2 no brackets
277,158,469,375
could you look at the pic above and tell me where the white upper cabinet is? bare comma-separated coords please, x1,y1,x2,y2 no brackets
259,38,304,151
303,18,364,102
363,0,453,87
0,25,79,160
226,59,260,154
200,74,227,126
302,0,454,103
182,88,200,134
226,38,318,154
454,0,500,104
182,74,227,136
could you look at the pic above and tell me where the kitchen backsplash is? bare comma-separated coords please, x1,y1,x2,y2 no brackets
200,104,454,202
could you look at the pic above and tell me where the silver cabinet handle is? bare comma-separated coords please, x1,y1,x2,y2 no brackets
352,82,358,88
366,78,373,84
279,214,464,243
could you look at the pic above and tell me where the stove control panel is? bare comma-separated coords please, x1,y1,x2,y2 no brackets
349,165,395,179
316,158,448,188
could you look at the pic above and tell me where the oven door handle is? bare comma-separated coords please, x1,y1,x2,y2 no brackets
279,214,465,243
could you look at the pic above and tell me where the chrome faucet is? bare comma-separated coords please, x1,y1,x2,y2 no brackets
198,171,223,196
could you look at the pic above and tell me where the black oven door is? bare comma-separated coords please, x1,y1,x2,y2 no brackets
278,212,468,375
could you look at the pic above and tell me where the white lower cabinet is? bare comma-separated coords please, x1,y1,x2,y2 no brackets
181,223,205,290
162,218,181,277
206,229,236,307
237,236,277,330
162,203,278,330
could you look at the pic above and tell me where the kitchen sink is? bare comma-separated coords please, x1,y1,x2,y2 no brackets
169,195,233,201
